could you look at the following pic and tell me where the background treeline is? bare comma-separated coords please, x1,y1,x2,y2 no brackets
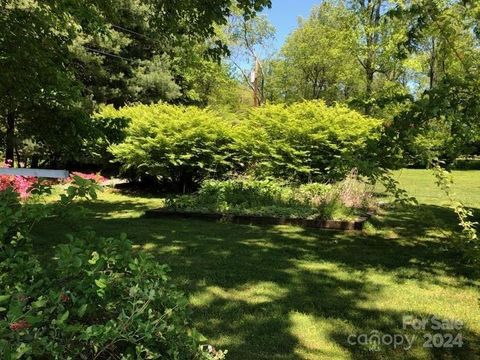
263,0,480,167
1,0,479,174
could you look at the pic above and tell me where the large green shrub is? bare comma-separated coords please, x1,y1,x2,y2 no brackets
240,102,383,181
105,104,240,191
103,101,383,188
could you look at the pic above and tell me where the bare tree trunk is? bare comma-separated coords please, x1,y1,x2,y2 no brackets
253,59,261,107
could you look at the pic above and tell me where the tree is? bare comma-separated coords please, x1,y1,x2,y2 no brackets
69,0,274,107
392,0,480,165
182,58,253,111
266,0,412,113
345,0,411,114
0,1,89,165
271,1,363,104
223,12,276,105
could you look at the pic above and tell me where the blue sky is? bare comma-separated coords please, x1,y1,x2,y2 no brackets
262,0,320,50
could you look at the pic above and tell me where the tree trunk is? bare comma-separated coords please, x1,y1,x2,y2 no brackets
362,0,382,115
31,155,39,169
5,112,15,163
429,38,436,90
253,59,261,107
365,69,374,115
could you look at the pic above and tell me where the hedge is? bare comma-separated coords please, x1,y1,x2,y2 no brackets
100,101,383,190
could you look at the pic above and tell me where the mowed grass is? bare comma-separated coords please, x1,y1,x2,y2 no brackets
390,168,480,208
33,170,480,359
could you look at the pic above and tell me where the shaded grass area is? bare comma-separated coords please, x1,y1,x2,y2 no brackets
32,170,480,359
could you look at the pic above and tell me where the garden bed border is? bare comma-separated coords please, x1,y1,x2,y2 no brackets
144,209,372,231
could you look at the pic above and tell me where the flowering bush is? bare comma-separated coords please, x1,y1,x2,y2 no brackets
0,163,107,200
0,163,37,199
68,172,107,184
0,177,225,359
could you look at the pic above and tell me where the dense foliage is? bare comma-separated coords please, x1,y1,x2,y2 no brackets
104,104,241,192
0,179,224,359
239,101,383,181
2,0,479,171
261,0,480,166
0,0,479,356
0,0,271,166
103,101,383,190
396,76,480,167
166,174,376,220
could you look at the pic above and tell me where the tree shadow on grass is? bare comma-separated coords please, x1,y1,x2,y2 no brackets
33,202,480,359
372,204,479,238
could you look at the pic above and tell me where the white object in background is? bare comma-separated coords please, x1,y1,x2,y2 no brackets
250,69,256,83
0,168,69,179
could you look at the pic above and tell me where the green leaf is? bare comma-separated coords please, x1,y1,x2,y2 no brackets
77,304,88,318
31,297,48,309
67,186,77,197
57,310,69,325
25,315,43,326
15,343,31,358
89,187,98,200
88,251,100,265
95,277,107,289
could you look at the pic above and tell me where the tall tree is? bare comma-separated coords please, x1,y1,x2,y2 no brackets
271,1,362,103
0,1,88,164
223,12,276,105
393,0,480,164
346,0,409,114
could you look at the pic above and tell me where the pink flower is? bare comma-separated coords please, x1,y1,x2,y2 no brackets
60,293,70,302
0,161,37,199
68,172,107,184
9,320,31,332
0,163,37,198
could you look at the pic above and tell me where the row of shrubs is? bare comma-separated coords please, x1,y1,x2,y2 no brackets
96,101,384,191
166,172,376,221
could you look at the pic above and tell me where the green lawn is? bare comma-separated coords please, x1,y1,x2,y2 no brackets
33,170,480,359
390,169,480,208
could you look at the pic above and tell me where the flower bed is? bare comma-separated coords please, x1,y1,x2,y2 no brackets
150,174,376,230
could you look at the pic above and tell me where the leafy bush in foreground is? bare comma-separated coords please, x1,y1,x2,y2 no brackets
0,180,224,359
1,233,206,359
102,101,382,190
166,174,375,221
